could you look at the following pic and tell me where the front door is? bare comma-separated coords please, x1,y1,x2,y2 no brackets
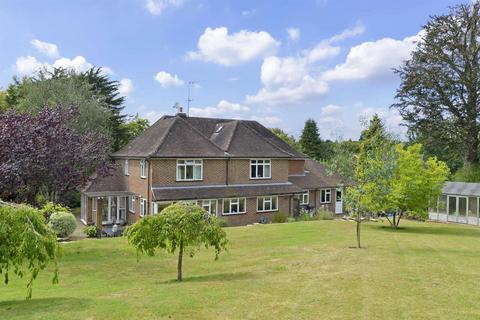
335,188,343,214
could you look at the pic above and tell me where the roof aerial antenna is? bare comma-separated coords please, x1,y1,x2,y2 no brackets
186,81,195,116
172,102,181,113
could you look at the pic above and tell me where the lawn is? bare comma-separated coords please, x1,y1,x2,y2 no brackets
1,220,480,320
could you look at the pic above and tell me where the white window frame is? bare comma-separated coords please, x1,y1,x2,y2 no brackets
140,198,147,217
300,191,309,205
250,159,271,179
320,189,331,203
129,195,135,213
140,159,147,178
124,159,129,176
222,198,246,215
151,202,158,215
257,196,278,212
202,199,218,216
176,159,203,181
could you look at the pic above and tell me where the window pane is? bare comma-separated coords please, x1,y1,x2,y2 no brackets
458,197,467,217
232,203,238,213
265,200,271,211
239,199,245,212
178,166,185,180
258,165,264,177
448,196,457,215
194,165,202,180
257,198,263,211
211,200,217,214
468,197,477,217
438,195,447,214
223,200,230,213
265,164,271,178
272,197,277,210
186,165,194,179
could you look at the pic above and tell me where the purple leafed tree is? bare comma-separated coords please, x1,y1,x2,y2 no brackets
0,107,112,205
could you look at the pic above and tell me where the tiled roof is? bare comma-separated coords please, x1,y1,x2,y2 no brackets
152,183,303,201
443,181,480,196
288,159,344,189
82,165,130,195
112,114,307,158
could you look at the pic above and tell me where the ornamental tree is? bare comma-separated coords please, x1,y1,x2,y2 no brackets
0,204,60,299
0,107,112,205
126,203,228,281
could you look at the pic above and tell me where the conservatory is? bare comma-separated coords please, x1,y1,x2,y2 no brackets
429,181,480,225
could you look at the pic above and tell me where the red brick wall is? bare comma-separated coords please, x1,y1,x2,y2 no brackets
288,160,305,175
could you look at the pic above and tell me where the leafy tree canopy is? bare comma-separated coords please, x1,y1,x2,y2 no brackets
393,3,480,168
270,128,299,149
126,203,228,281
0,204,60,299
117,114,150,150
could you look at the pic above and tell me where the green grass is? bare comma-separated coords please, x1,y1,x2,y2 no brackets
2,220,480,319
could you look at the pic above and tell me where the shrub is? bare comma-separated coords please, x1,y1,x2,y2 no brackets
317,209,334,220
83,225,97,238
272,212,288,223
296,210,318,221
217,217,229,227
48,211,77,238
39,202,71,221
453,164,480,182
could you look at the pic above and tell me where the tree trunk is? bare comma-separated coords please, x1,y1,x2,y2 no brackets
177,241,184,282
395,212,402,229
356,214,361,248
392,212,397,230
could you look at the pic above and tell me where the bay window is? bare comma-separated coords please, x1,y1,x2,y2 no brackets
176,159,203,181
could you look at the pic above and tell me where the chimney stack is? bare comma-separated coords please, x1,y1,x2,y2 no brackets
177,106,187,118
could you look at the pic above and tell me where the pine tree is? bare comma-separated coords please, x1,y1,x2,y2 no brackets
299,119,322,160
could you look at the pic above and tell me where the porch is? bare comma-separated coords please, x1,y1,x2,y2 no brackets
81,192,133,227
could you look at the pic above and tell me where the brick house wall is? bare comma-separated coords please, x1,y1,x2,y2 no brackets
288,159,305,175
151,159,227,185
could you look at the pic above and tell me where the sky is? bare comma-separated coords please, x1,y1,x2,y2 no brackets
0,0,465,140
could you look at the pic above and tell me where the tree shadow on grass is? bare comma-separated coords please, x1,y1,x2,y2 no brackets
0,297,88,318
371,224,480,238
159,271,256,284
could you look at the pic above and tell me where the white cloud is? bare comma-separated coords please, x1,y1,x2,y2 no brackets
321,104,341,115
322,32,422,81
241,9,256,17
154,71,184,87
15,56,48,75
186,27,280,66
286,27,300,41
190,99,249,117
144,0,182,15
30,39,60,59
251,115,281,127
144,110,164,124
52,56,93,73
119,78,134,97
246,24,364,105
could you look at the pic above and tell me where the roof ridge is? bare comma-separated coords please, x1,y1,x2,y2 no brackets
240,121,294,157
150,116,178,156
176,116,226,153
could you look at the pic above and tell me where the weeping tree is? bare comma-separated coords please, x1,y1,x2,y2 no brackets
0,204,60,299
126,203,228,281
393,3,480,169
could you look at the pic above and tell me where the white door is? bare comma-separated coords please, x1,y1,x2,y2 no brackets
335,188,343,214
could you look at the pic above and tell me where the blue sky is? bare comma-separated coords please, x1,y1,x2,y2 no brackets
0,0,464,140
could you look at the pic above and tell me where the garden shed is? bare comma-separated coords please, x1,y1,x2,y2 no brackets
429,181,480,225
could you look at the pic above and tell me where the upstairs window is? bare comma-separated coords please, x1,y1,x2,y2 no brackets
124,159,129,175
250,159,271,179
176,159,203,181
320,189,331,203
300,192,309,205
140,159,147,178
257,196,278,212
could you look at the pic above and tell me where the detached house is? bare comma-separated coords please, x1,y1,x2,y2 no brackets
80,112,344,227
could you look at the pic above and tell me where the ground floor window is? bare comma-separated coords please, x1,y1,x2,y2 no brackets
223,198,246,215
129,196,135,213
257,196,278,212
320,189,331,203
444,195,480,218
202,199,217,216
300,192,309,205
140,198,147,217
101,196,127,224
81,194,87,223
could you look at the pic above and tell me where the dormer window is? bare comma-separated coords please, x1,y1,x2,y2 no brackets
177,159,203,181
140,159,147,178
250,159,271,179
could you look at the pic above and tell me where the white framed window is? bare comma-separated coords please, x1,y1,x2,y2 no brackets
176,159,203,181
250,159,271,179
140,198,147,217
129,196,135,213
222,198,246,215
202,199,218,216
151,202,158,215
124,159,129,175
140,159,147,178
321,189,331,203
300,191,309,205
257,196,278,212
